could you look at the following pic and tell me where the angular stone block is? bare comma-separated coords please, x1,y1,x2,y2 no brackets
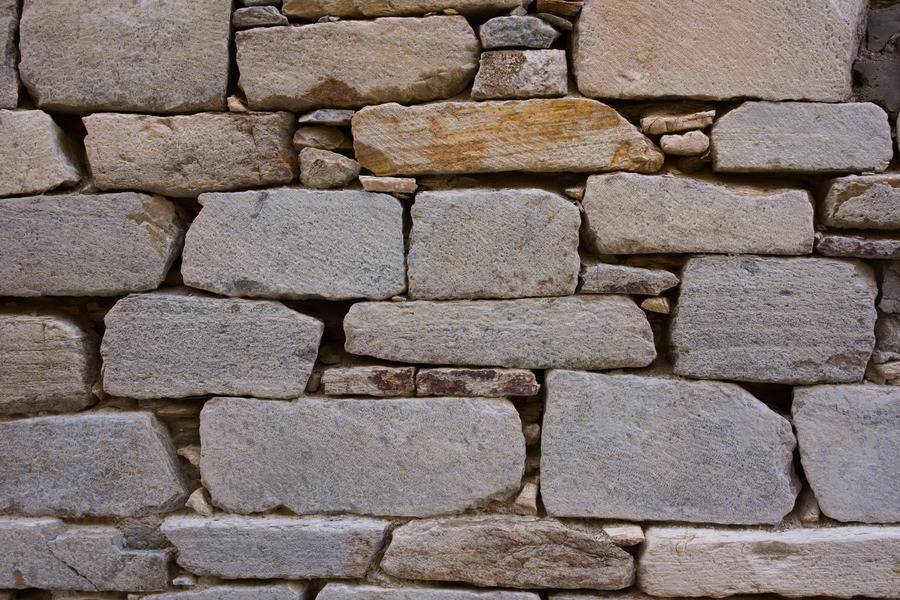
0,0,17,108
200,396,524,516
183,189,405,300
299,147,361,189
579,262,679,296
816,233,900,259
0,110,80,197
472,50,568,100
319,585,538,600
671,256,877,384
101,292,323,399
478,16,560,49
321,366,416,397
232,6,288,29
416,368,539,397
135,584,308,600
344,296,656,370
820,175,900,229
282,0,524,19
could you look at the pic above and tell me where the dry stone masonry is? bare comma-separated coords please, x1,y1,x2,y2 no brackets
1,0,899,598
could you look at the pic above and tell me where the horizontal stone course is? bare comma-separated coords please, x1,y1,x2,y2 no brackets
579,262,679,296
318,585,539,600
135,584,309,600
282,0,524,18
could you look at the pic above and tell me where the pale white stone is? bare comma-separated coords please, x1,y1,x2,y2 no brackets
318,585,539,600
640,103,715,135
820,175,900,229
659,130,709,155
601,524,644,547
0,109,80,197
299,147,361,189
282,0,524,18
186,489,214,517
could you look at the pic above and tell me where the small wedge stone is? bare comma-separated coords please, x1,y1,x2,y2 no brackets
416,368,539,397
232,6,287,29
640,297,670,314
472,50,567,100
579,262,679,296
318,585,539,600
359,176,417,194
640,103,716,135
820,175,900,229
297,109,356,126
479,16,559,49
535,0,581,17
659,131,709,156
0,109,80,197
299,147,360,189
602,524,644,547
321,366,416,397
293,126,352,151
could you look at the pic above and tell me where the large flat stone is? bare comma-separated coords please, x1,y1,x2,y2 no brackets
0,110,80,197
344,296,656,369
582,173,814,255
19,0,230,112
0,0,17,108
183,189,404,300
671,256,877,384
793,384,900,523
574,0,867,101
161,515,389,579
319,585,539,600
408,189,580,299
136,584,308,600
282,0,524,18
200,396,524,516
541,370,797,524
820,175,900,229
711,102,893,173
352,99,663,176
0,193,184,296
237,18,478,112
638,526,900,598
101,291,323,399
83,112,297,197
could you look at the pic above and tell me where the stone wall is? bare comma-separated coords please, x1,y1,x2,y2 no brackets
0,0,898,599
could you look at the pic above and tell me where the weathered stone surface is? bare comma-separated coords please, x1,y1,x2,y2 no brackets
640,103,715,135
881,261,900,313
793,385,900,523
416,368,539,397
237,18,478,112
711,102,893,173
201,396,524,516
232,6,288,29
408,189,580,299
282,0,524,18
574,0,868,101
0,518,170,592
101,291,323,399
671,256,877,384
0,0,16,108
137,584,308,600
479,16,559,49
299,147,361,189
293,126,352,152
536,0,581,17
183,188,405,300
19,0,230,113
353,99,663,176
161,515,389,579
297,109,355,126
0,412,188,518
579,262,678,296
855,52,900,115
0,110,80,197
359,176,417,194
541,370,797,524
639,526,900,598
321,366,416,397
602,524,644,547
873,312,900,363
472,50,567,100
582,173,814,255
659,131,709,156
0,313,98,415
319,585,539,600
0,193,184,296
820,174,900,229
345,296,655,369
83,112,296,198
816,233,900,259
382,517,634,589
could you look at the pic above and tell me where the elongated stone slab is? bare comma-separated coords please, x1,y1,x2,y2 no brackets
0,110,80,197
101,292,323,399
416,368,539,397
321,366,416,397
136,584,308,600
200,396,524,516
237,17,478,112
579,262,679,296
638,526,900,598
344,296,656,369
319,585,539,600
282,0,524,18
0,0,17,108
183,189,405,300
671,256,877,384
352,99,663,176
816,233,900,259
820,175,900,229
541,370,797,524
582,173,814,255
161,515,389,579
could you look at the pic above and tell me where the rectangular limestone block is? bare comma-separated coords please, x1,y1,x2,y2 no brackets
321,366,416,397
408,189,580,299
237,18,478,112
574,0,867,101
0,193,184,296
471,50,568,100
83,112,297,197
352,99,663,176
319,585,539,600
0,110,80,197
19,0,230,112
579,262,679,296
416,368,539,397
282,0,524,18
344,296,656,370
0,0,17,108
582,173,814,255
638,526,900,598
711,102,894,173
541,370,797,524
200,396,524,516
820,175,900,229
0,412,189,517
135,584,309,600
182,189,405,300
671,256,877,384
161,515,390,579
101,291,324,399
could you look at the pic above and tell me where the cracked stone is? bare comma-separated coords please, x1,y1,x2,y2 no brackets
820,174,900,229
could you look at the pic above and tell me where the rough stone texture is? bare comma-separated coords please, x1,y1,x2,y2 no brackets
282,0,524,18
0,518,170,592
232,6,288,29
478,17,560,49
579,262,679,296
671,256,877,384
640,103,715,135
868,3,900,52
710,102,893,173
183,188,405,301
541,370,798,524
200,396,524,516
319,585,539,600
0,412,188,518
820,174,900,229
19,0,230,113
0,0,16,108
638,526,900,598
659,131,709,156
137,584,308,600
873,312,900,363
472,50,567,100
582,173,814,255
83,112,297,198
293,126,352,152
353,99,663,176
816,233,900,259
792,384,900,523
416,368,539,397
299,148,361,189
161,515,389,579
236,18,478,112
855,52,900,115
298,109,356,126
321,366,416,397
101,292,323,399
381,517,634,590
0,193,184,296
574,0,868,101
0,109,81,197
0,313,98,415
359,176,417,194
881,261,900,313
344,296,656,369
408,189,580,299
